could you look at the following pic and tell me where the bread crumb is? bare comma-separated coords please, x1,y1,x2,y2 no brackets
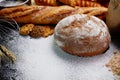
106,50,120,76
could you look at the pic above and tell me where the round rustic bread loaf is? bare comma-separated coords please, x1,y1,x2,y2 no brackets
54,14,111,56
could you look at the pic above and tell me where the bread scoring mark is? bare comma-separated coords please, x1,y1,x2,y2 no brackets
0,6,32,15
31,6,50,20
46,6,74,23
0,6,40,18
42,7,74,24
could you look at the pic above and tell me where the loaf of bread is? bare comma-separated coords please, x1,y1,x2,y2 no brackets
58,0,102,7
54,14,111,56
0,5,75,24
34,0,60,6
75,6,108,20
0,5,108,24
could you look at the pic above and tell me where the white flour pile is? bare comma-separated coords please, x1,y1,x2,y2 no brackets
6,35,117,80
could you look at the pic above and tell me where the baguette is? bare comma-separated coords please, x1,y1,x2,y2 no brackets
58,0,102,7
0,5,75,24
0,5,108,24
34,0,60,6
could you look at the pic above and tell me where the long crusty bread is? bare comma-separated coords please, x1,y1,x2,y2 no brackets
0,5,108,24
0,6,75,24
34,0,60,6
58,0,102,7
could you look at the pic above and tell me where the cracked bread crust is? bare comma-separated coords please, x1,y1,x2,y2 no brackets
54,14,111,56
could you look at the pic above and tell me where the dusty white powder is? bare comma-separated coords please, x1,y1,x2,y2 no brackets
4,35,117,80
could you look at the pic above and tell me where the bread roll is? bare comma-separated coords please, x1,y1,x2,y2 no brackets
54,14,111,56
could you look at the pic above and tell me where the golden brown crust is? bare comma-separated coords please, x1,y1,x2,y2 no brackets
29,26,46,38
0,5,108,24
75,7,108,20
0,5,75,24
20,24,54,38
34,0,60,6
86,7,108,16
58,0,102,7
30,25,54,38
20,24,34,35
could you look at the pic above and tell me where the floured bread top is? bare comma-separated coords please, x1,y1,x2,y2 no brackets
55,14,108,40
54,14,110,56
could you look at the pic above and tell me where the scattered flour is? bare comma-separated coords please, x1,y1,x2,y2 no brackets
3,35,116,80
